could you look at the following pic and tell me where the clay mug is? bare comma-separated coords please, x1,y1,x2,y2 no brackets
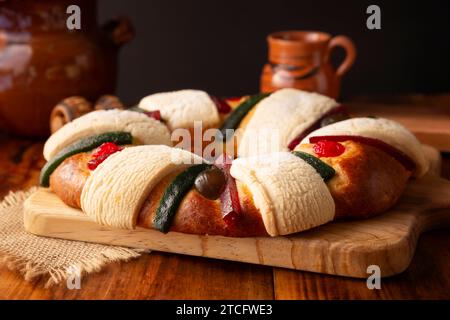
260,30,356,99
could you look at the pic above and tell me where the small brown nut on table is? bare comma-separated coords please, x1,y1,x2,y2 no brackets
50,96,93,133
94,95,125,111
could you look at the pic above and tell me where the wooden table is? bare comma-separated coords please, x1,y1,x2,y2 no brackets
0,97,449,300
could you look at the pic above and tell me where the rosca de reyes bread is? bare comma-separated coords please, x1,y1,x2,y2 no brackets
39,88,429,237
44,116,427,237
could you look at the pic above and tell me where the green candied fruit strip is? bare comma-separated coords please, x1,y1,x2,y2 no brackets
292,151,336,182
154,163,211,233
219,93,270,141
39,131,132,187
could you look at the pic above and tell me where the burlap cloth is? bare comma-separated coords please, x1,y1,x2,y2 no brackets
0,188,143,287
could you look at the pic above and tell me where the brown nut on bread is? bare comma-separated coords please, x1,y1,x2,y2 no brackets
50,97,93,133
296,141,411,219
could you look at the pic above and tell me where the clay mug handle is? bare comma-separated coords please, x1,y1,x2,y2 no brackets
325,35,356,78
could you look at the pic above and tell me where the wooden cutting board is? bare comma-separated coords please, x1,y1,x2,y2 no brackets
23,146,450,278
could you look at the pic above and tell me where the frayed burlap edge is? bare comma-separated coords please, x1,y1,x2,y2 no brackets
0,188,144,288
0,187,37,209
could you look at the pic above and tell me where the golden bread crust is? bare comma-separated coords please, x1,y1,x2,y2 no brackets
296,141,411,219
49,152,91,208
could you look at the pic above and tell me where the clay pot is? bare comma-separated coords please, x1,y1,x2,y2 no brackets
260,30,356,99
0,0,133,137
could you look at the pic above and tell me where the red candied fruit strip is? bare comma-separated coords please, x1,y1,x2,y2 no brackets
223,210,239,227
143,110,162,121
288,105,348,150
87,142,124,171
225,96,245,102
309,135,416,172
211,96,232,114
288,136,303,151
313,140,346,157
214,154,242,226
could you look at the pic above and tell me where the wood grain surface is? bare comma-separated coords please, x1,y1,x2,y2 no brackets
22,145,450,279
0,97,449,300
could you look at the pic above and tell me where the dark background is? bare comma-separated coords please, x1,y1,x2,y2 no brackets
98,0,450,103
